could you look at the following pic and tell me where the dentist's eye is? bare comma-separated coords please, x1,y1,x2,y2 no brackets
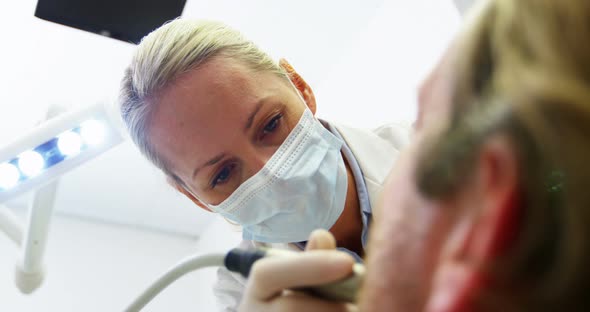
262,114,282,134
211,164,235,188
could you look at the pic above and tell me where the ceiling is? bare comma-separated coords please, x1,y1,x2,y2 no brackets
0,0,461,237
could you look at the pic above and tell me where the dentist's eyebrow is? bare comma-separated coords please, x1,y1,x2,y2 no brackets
192,153,226,180
244,101,264,131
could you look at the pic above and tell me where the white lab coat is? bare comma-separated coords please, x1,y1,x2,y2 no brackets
213,122,410,311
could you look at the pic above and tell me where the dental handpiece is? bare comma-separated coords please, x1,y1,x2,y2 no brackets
125,247,365,311
224,248,365,303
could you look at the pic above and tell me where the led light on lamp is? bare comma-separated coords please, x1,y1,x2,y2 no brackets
80,120,105,146
57,131,82,156
0,162,20,189
18,151,45,177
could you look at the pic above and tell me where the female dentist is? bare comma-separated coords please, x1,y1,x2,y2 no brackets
118,19,408,311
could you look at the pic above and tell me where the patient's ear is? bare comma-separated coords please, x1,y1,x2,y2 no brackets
425,135,521,312
279,58,317,115
166,176,212,212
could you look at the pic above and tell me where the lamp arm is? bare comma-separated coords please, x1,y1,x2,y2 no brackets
14,181,58,294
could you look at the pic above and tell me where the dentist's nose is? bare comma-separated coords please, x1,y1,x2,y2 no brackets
242,145,274,178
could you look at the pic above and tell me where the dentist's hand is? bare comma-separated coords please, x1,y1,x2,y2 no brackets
238,230,358,312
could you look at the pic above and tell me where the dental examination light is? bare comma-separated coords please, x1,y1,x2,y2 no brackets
0,102,122,201
0,101,123,293
125,248,365,311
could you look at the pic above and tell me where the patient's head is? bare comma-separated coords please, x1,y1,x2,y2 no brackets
361,0,590,310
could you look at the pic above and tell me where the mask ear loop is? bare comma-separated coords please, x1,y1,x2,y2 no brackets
221,217,242,229
181,183,242,228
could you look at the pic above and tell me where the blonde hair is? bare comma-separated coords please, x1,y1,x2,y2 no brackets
416,0,590,309
119,19,286,180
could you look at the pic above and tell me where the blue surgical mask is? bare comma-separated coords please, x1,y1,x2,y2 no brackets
205,108,348,243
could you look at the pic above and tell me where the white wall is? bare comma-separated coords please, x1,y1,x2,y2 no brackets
0,212,241,312
316,0,461,127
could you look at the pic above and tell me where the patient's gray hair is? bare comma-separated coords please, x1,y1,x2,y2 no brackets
119,19,285,181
